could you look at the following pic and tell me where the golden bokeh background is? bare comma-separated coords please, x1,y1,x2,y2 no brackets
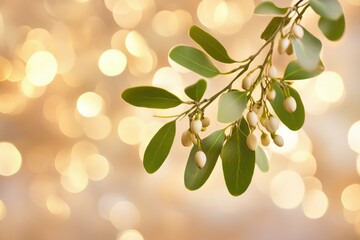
0,0,360,239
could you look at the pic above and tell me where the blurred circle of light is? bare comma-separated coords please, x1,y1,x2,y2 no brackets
99,49,127,77
58,108,83,138
61,167,89,193
21,78,46,98
0,94,27,115
270,170,305,209
83,114,112,140
341,184,360,211
112,0,142,29
152,11,179,37
77,92,104,117
118,229,144,240
138,121,163,160
348,121,360,153
303,176,323,191
0,56,12,81
152,67,184,98
315,71,344,103
289,151,317,177
0,142,22,176
0,200,6,220
109,201,141,230
46,195,71,220
26,51,58,87
118,116,145,145
197,0,227,28
125,31,148,57
132,49,157,75
84,154,109,181
302,190,329,219
8,59,25,83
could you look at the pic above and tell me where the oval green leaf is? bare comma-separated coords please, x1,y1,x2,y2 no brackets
283,60,324,80
255,147,269,173
318,14,345,41
309,0,343,21
169,45,220,78
270,81,305,131
291,28,322,71
121,86,183,109
254,1,288,15
221,119,255,196
184,129,226,190
261,17,282,41
189,25,236,63
143,121,176,173
217,91,247,123
184,79,207,102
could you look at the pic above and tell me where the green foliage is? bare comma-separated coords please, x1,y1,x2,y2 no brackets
284,60,324,80
270,81,305,131
254,1,288,15
121,0,346,196
189,25,236,63
184,130,225,190
221,119,255,196
121,86,183,109
143,121,176,173
217,91,247,123
291,28,322,71
169,46,220,78
184,79,207,102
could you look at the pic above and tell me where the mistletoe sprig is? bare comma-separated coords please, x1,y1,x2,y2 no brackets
121,0,345,196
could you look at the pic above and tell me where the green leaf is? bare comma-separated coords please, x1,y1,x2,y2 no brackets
143,121,176,173
270,81,305,131
254,1,288,15
283,60,324,80
169,46,220,78
121,86,183,109
221,119,255,196
184,129,226,190
309,0,343,21
217,91,247,123
318,14,345,41
189,25,236,64
255,147,269,173
184,79,207,102
261,17,282,41
291,28,322,71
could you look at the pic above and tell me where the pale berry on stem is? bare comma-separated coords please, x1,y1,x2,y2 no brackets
190,119,202,134
181,130,193,147
268,65,278,79
201,117,210,128
266,88,276,101
246,111,258,128
273,134,284,147
195,150,207,169
293,24,304,39
265,116,279,134
246,133,258,151
242,75,253,90
278,38,290,54
284,96,297,113
261,133,271,146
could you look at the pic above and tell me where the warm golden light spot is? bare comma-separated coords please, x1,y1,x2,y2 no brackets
270,170,305,209
55,148,72,174
21,78,46,98
0,94,27,115
83,114,112,140
77,92,104,117
342,184,360,211
0,56,12,81
118,116,145,145
26,51,58,86
84,154,109,181
0,142,22,176
316,71,344,103
58,107,83,138
61,166,88,193
348,121,360,154
118,229,144,240
302,190,328,219
289,151,317,177
113,0,142,29
0,200,6,220
152,11,179,37
132,49,157,75
127,0,154,11
8,59,25,82
197,0,226,28
46,195,71,220
109,201,140,229
18,39,46,62
125,31,148,57
111,30,129,50
152,67,184,98
98,49,127,77
303,176,323,191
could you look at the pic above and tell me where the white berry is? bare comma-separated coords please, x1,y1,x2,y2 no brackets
261,133,271,146
246,133,258,151
293,24,304,39
181,130,193,147
283,96,297,113
190,119,202,134
265,116,279,133
201,116,210,128
273,134,284,147
195,150,206,169
242,75,253,90
246,111,258,128
266,88,276,101
278,38,290,54
268,65,278,79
